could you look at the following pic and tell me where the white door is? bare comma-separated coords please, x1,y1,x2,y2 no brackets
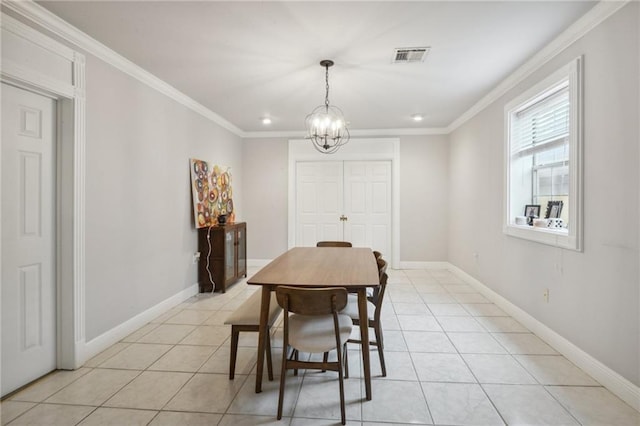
1,83,57,396
344,161,392,256
295,161,344,246
295,160,392,258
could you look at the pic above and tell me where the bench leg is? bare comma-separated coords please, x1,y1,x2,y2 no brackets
229,326,240,379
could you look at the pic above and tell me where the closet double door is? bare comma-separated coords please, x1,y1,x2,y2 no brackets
295,161,391,257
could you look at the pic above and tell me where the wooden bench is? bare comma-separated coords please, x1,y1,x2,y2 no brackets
224,290,282,379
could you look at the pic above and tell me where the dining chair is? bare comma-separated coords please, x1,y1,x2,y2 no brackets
275,286,353,425
373,250,382,260
342,267,389,377
316,241,353,247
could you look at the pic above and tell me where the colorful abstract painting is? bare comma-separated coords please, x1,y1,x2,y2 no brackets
190,158,235,228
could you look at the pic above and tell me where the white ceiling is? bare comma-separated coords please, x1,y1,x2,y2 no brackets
37,1,596,135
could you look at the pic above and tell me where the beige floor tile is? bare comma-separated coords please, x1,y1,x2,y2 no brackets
462,303,508,317
391,302,430,315
84,343,131,366
475,316,529,333
121,323,159,343
203,310,232,326
453,293,491,304
220,414,288,425
99,343,172,370
8,403,94,426
78,407,157,425
227,372,303,417
397,315,442,332
447,332,507,354
150,307,183,324
179,325,230,346
45,369,140,406
164,373,245,413
293,375,362,421
0,401,36,425
462,354,537,384
292,418,360,426
200,345,258,375
403,331,457,353
9,368,92,402
484,384,579,425
411,353,476,383
149,411,223,425
422,382,504,425
149,345,216,372
137,324,197,344
165,309,214,325
103,371,192,409
427,303,470,317
492,333,558,355
515,355,599,386
546,386,640,426
437,316,485,332
361,380,432,424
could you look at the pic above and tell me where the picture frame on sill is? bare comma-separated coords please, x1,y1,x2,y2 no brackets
524,204,541,218
545,200,563,219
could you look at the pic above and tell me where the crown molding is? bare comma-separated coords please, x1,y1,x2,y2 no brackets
446,0,630,133
2,0,244,137
243,126,448,139
4,0,627,140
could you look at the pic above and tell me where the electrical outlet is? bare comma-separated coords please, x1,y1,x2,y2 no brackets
543,288,549,303
192,252,201,264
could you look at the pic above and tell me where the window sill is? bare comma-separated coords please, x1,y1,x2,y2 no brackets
504,224,579,250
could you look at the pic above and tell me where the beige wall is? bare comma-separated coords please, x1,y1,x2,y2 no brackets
448,4,639,386
83,56,243,340
242,135,450,262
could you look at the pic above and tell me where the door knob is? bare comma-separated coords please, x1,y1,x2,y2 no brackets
339,215,348,221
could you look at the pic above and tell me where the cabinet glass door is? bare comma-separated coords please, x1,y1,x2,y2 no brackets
224,230,235,280
237,226,246,277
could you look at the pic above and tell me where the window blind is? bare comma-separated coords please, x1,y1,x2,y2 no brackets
511,82,570,154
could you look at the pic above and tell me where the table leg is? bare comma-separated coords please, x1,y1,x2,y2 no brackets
255,286,271,393
357,288,372,400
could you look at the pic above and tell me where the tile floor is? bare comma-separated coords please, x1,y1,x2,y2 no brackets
2,268,639,425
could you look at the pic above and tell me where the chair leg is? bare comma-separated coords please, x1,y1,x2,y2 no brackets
338,349,347,425
266,329,274,381
229,327,239,380
343,343,349,378
322,351,329,372
374,323,386,377
293,349,299,376
277,345,288,420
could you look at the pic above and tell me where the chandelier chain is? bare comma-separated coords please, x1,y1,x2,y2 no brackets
325,64,330,110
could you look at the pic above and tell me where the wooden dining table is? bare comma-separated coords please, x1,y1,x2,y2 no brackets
247,246,380,401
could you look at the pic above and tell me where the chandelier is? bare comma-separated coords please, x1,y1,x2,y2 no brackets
305,60,350,154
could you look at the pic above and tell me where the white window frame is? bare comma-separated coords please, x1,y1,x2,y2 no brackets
503,56,583,251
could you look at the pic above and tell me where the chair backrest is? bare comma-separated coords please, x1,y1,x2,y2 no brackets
372,272,389,317
373,250,382,260
276,286,348,315
316,241,353,248
377,258,387,278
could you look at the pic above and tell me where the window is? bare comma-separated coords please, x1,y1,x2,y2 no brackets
504,57,583,251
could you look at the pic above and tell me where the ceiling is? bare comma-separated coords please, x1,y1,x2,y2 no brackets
36,1,597,135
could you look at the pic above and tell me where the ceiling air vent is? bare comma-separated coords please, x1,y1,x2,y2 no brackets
393,47,430,63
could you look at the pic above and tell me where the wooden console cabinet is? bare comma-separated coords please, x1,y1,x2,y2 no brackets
197,222,247,292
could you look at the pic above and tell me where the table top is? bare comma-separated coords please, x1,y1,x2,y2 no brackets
247,247,379,288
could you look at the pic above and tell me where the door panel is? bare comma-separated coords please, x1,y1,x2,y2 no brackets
1,84,56,396
294,160,392,258
344,161,392,257
295,162,343,246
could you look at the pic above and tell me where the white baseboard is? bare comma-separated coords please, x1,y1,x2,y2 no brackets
398,261,450,270
447,264,640,413
80,283,199,365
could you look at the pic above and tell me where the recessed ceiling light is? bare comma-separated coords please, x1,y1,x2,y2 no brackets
411,114,424,122
261,117,272,125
